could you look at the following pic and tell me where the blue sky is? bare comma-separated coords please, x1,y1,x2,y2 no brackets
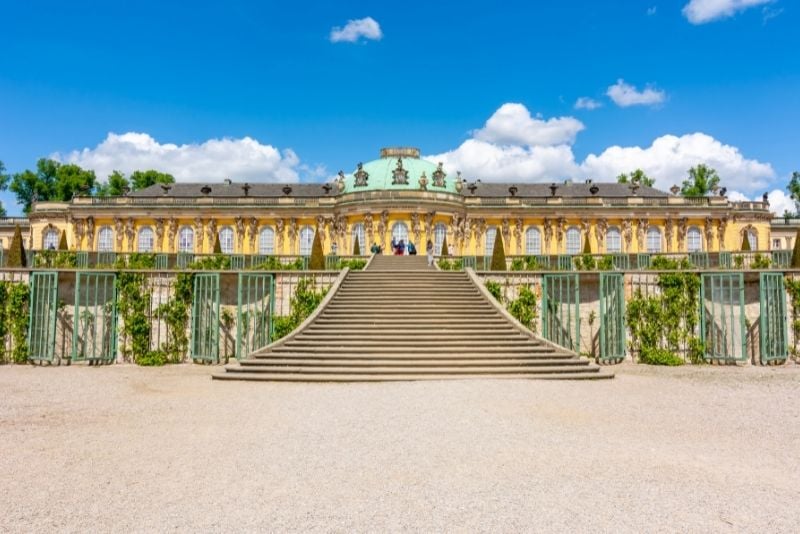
1,0,798,215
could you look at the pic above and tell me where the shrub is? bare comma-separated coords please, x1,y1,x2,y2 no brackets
751,253,771,269
639,347,685,366
485,280,502,302
490,233,506,271
213,234,222,254
507,285,538,331
58,230,69,250
308,230,324,270
271,278,329,341
792,228,800,268
597,255,614,271
7,225,26,267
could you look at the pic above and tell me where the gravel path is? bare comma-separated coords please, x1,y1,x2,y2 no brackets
1,363,799,533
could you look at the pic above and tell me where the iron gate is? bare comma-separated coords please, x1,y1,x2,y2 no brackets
236,273,274,359
759,273,788,363
700,273,746,362
28,272,59,363
191,273,220,363
599,272,625,361
72,272,118,363
542,273,580,352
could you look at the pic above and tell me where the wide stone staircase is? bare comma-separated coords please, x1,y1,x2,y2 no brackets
214,255,613,381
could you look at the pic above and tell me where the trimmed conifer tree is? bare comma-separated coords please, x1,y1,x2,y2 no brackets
353,237,361,256
741,233,751,251
490,233,506,271
792,229,800,268
213,234,222,254
58,230,68,250
582,236,592,254
441,235,449,257
309,230,324,270
8,225,26,267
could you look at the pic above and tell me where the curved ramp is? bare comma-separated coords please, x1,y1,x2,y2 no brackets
215,256,612,381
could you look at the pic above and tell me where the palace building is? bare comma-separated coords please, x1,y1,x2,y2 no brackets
23,147,774,258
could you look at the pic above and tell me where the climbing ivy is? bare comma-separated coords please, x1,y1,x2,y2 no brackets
116,254,156,364
507,285,538,332
0,282,8,363
484,280,502,302
785,277,800,360
272,278,328,340
7,282,30,364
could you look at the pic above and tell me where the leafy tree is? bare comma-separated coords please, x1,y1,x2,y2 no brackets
8,225,26,267
0,161,8,214
308,230,324,270
9,158,95,213
96,170,130,197
53,163,96,201
681,164,720,197
792,229,800,268
616,169,655,187
130,170,175,191
788,171,800,215
59,230,69,250
490,232,506,271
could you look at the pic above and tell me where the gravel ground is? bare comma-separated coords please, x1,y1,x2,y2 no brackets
1,363,799,533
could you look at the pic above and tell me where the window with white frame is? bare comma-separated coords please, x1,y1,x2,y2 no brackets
258,227,275,255
606,227,621,253
746,230,758,250
485,226,497,255
219,226,234,254
773,239,782,250
565,227,581,255
97,227,114,252
43,229,59,250
351,223,365,254
433,223,447,255
391,222,409,244
525,227,541,255
299,226,314,256
178,227,194,253
138,227,154,252
647,227,662,253
687,227,703,252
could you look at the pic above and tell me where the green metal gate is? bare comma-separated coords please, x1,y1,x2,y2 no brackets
28,272,59,363
542,273,580,352
236,273,274,359
72,272,118,363
191,273,220,363
759,273,788,364
700,273,746,362
599,273,625,361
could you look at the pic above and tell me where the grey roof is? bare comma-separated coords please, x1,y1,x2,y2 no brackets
466,182,669,198
129,182,335,198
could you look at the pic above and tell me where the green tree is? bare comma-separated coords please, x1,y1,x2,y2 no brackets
490,232,506,271
9,158,95,213
53,163,96,201
616,169,655,187
352,236,361,255
96,170,130,197
308,230,324,270
741,232,752,251
788,171,800,215
8,225,26,267
58,230,69,250
681,164,721,197
0,160,9,215
440,235,449,256
792,229,800,268
130,170,175,191
213,233,222,254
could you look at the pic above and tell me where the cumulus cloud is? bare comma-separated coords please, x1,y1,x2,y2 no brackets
728,189,794,215
55,132,303,183
606,79,666,107
329,17,382,43
472,103,585,146
574,97,602,110
682,0,773,24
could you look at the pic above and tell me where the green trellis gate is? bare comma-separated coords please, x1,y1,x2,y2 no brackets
191,273,220,363
236,273,274,359
72,272,118,363
542,273,580,352
599,272,625,361
700,273,746,362
28,271,59,363
759,273,788,364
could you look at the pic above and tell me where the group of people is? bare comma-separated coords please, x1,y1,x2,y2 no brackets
370,238,434,267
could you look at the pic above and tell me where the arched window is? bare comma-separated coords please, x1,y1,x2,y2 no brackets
391,222,409,244
138,227,154,252
258,227,275,255
485,226,497,255
606,227,622,253
647,227,662,253
219,226,234,254
97,227,114,252
351,223,365,254
746,229,758,250
525,227,541,255
565,227,581,255
433,223,447,255
299,226,314,256
178,227,194,253
687,227,703,252
43,229,59,250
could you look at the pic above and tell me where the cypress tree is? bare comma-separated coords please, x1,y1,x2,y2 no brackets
353,237,361,256
441,235,449,257
582,236,592,254
8,225,26,267
309,230,324,270
58,230,68,250
213,234,222,254
792,228,800,268
741,233,752,251
490,233,506,271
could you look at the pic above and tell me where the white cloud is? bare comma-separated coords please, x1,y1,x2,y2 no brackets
682,0,773,24
647,6,658,15
728,189,794,215
329,17,382,43
574,97,602,110
55,132,303,183
606,79,666,107
472,103,585,146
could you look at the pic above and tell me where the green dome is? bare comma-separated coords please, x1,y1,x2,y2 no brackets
338,147,460,194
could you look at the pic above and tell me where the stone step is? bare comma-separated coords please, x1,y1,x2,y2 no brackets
213,371,613,382
227,364,597,375
284,338,536,347
240,357,581,367
296,332,526,340
251,350,571,359
269,345,553,354
311,318,509,325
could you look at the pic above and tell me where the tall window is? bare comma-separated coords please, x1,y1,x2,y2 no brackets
351,223,365,254
258,227,274,255
525,227,541,255
433,223,447,255
219,226,234,254
687,227,703,252
485,226,497,255
746,230,758,250
43,229,59,250
178,227,194,253
97,227,114,252
299,226,314,256
647,228,662,253
606,227,622,253
565,227,581,255
391,222,409,244
138,227,154,252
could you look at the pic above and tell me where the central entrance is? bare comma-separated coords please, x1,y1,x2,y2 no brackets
391,222,409,245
